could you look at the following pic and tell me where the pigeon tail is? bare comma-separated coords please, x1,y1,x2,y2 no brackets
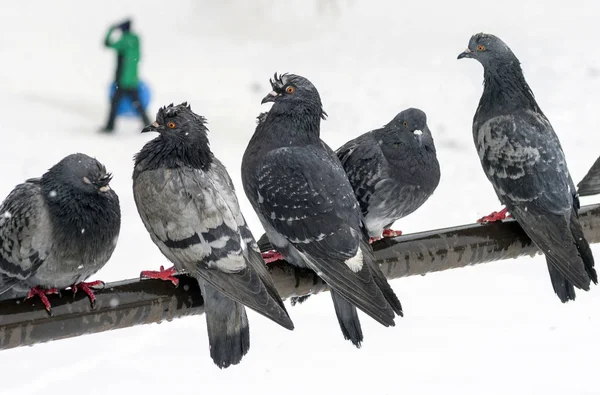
546,260,576,303
199,279,250,369
570,209,597,285
197,262,294,331
511,206,594,300
331,290,363,348
577,156,600,196
360,237,403,316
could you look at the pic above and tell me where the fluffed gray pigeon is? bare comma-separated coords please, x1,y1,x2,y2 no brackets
132,102,293,369
336,108,440,242
241,73,403,348
458,32,597,302
0,153,121,312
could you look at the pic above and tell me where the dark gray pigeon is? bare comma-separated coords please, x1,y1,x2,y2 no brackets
337,108,440,241
132,103,293,369
459,33,597,302
241,73,403,348
577,156,600,196
0,153,121,312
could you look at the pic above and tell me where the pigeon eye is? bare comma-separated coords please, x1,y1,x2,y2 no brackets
286,86,295,94
402,121,408,127
167,122,176,129
477,45,485,52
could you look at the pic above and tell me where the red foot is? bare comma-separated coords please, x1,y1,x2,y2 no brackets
369,229,403,244
140,265,179,287
477,208,510,223
72,280,105,307
382,229,403,238
262,250,284,264
26,286,59,313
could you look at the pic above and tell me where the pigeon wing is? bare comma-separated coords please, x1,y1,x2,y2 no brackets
477,110,591,288
336,133,386,217
254,146,396,326
0,180,53,295
133,166,292,329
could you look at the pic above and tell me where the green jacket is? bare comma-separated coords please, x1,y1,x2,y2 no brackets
104,27,141,89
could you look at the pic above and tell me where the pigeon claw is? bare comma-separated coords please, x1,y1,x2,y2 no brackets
369,229,403,244
262,250,284,264
72,280,105,308
477,208,510,223
140,265,179,287
382,229,403,238
26,286,59,314
369,236,382,244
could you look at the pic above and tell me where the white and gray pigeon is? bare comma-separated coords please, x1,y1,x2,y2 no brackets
241,73,403,348
336,108,440,241
577,156,600,196
132,103,294,369
458,33,597,302
0,153,121,313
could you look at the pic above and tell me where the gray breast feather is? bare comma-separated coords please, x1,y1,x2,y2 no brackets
133,167,246,274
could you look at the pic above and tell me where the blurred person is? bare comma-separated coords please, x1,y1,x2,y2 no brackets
102,19,150,132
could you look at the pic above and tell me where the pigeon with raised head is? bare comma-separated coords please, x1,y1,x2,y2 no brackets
577,156,600,196
133,102,293,369
241,73,403,348
337,108,440,242
0,153,121,312
458,33,597,302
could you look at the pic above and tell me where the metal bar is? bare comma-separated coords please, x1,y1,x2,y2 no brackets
2,203,600,351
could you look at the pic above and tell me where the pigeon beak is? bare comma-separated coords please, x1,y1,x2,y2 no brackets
261,91,279,104
141,121,161,133
457,48,473,59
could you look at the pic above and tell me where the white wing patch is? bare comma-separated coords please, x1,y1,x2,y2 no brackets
344,249,363,273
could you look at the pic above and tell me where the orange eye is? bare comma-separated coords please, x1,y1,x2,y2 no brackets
167,122,176,129
477,45,485,51
402,121,408,127
286,86,295,94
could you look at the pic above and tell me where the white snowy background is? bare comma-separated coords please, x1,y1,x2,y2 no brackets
1,1,599,394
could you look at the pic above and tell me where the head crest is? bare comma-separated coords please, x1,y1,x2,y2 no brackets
269,72,289,91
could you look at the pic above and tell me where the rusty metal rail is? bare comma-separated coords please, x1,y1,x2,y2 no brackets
2,204,600,351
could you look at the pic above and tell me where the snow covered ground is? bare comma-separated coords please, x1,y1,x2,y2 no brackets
1,0,599,393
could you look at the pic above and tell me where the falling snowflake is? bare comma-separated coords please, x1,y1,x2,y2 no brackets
81,228,85,234
109,297,120,308
49,190,57,198
77,264,84,269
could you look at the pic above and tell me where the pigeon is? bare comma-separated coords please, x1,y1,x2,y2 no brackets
336,108,440,242
241,73,403,348
577,156,600,196
0,153,121,312
458,33,597,302
132,102,294,369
